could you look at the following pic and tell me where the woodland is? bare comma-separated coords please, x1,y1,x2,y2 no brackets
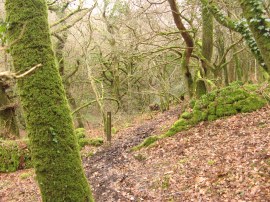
0,0,270,201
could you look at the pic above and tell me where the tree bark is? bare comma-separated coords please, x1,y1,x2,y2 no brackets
168,0,194,97
5,0,94,201
239,0,270,74
196,6,213,97
201,0,268,72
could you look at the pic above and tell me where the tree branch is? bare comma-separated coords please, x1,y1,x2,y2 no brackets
0,64,42,80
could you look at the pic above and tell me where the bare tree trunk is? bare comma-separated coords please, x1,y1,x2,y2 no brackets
168,0,194,98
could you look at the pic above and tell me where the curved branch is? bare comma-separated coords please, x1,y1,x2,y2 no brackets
167,0,194,58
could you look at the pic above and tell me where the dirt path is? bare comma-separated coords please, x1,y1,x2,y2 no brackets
84,106,270,202
84,108,181,202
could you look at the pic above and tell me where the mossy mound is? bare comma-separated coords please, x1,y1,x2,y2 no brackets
78,137,104,149
0,139,32,172
131,136,160,151
132,82,269,151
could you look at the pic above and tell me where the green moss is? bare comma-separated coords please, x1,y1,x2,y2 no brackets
163,119,189,137
230,81,244,86
133,82,269,151
89,138,103,147
78,138,103,149
208,102,216,115
20,172,32,179
178,158,188,164
189,99,196,108
239,0,270,72
162,175,170,189
75,128,86,139
203,91,217,102
190,110,208,124
111,127,118,134
173,118,188,127
75,128,103,149
217,89,248,104
193,92,217,110
140,136,159,147
0,135,103,173
131,136,160,151
193,100,206,110
181,112,192,119
0,139,32,172
226,90,247,103
243,84,259,92
5,0,94,201
86,152,94,158
208,115,217,121
235,96,267,113
78,139,91,148
216,104,238,117
207,159,215,166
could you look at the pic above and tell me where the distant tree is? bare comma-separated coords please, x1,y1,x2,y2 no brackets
5,0,94,201
50,1,93,128
196,4,213,97
167,0,194,98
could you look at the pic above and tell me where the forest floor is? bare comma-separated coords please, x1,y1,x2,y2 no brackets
0,105,270,202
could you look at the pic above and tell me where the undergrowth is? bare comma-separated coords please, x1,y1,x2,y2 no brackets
0,128,103,173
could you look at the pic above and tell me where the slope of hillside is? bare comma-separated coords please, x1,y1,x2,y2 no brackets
0,106,269,201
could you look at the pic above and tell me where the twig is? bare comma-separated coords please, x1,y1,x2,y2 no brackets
15,64,42,79
0,63,42,80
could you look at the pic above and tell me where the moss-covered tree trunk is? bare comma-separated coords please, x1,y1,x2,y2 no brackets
196,6,213,97
5,0,94,201
239,0,270,74
201,0,268,72
214,27,229,87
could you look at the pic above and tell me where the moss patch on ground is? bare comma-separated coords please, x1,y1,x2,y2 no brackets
75,128,104,149
78,138,104,149
0,128,103,173
0,139,32,172
132,82,269,151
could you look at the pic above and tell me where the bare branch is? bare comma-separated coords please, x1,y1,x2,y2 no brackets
50,8,88,28
0,63,42,80
146,0,166,5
